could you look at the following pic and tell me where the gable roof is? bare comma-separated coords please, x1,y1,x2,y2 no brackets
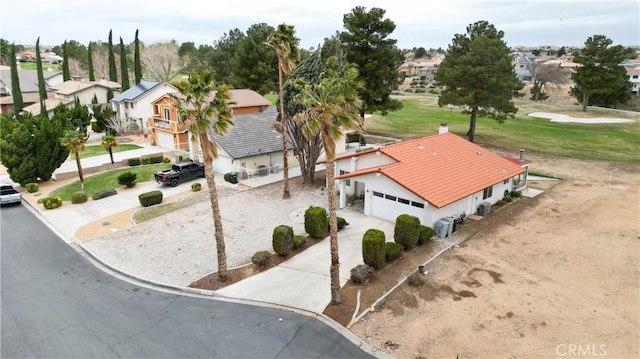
209,107,290,159
0,69,62,93
111,80,168,102
336,133,526,208
22,98,74,116
53,79,121,95
228,89,271,108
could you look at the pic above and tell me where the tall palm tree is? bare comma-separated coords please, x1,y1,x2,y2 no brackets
172,71,234,282
265,23,300,199
60,130,87,191
101,134,118,166
293,57,364,304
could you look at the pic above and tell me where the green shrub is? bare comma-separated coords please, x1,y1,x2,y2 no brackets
327,216,349,231
162,157,171,163
41,196,63,209
191,182,202,192
25,182,39,193
403,88,414,93
251,251,271,267
272,225,293,256
138,190,163,207
394,214,421,250
92,189,117,200
117,171,137,188
414,88,426,93
304,206,328,238
385,242,404,262
362,229,386,269
510,190,522,198
71,191,88,204
141,156,151,165
128,158,141,166
149,155,164,164
504,197,513,203
292,235,307,249
418,225,434,245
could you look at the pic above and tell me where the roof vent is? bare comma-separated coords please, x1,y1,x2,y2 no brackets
418,144,424,150
438,122,449,134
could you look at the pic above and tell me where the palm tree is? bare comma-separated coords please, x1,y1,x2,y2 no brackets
172,71,234,282
265,23,300,199
101,134,118,166
293,57,364,304
60,130,88,191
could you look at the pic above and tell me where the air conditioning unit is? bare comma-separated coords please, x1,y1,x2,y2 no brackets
478,202,491,216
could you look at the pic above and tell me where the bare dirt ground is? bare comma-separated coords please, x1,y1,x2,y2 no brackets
349,155,640,358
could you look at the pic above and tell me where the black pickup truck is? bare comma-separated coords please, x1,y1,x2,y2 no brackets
154,162,205,187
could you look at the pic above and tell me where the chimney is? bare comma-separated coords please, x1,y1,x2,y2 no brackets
519,149,525,162
438,122,448,134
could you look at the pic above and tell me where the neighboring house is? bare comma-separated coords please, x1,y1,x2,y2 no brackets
512,52,533,81
110,81,179,133
334,126,530,227
399,54,443,82
0,69,63,114
51,79,121,105
21,98,73,117
624,65,640,94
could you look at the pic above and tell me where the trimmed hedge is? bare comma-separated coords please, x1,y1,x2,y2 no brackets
149,155,164,164
191,183,202,192
141,156,151,165
138,190,163,207
272,225,293,256
292,235,307,249
418,225,434,245
71,191,88,204
41,196,63,209
251,251,271,267
117,171,137,188
25,183,39,193
394,214,421,250
128,158,141,166
92,189,117,200
162,157,171,163
305,206,328,238
385,242,404,262
362,229,386,269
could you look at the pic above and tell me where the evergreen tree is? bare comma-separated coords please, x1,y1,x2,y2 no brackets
9,43,23,113
119,37,130,90
35,37,48,118
87,42,95,81
134,29,142,84
62,40,70,81
232,23,277,93
108,30,118,82
530,82,549,101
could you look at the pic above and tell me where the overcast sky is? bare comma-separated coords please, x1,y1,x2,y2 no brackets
1,0,638,50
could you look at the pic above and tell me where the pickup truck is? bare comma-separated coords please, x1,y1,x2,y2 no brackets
154,162,205,187
0,184,22,205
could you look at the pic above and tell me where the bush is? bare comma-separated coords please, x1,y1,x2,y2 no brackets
350,264,374,284
304,206,328,239
510,190,522,198
251,251,271,267
362,229,386,269
71,191,88,204
327,216,349,231
191,182,202,192
407,272,426,287
496,199,507,206
128,158,141,166
403,88,414,93
162,157,171,163
418,225,434,245
272,225,293,256
138,190,163,207
117,171,137,188
385,242,404,262
25,182,39,193
41,196,63,209
92,189,117,200
149,155,164,164
140,156,151,165
292,235,306,249
414,88,426,93
394,214,421,250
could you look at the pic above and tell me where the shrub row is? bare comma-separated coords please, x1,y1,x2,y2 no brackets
128,155,165,166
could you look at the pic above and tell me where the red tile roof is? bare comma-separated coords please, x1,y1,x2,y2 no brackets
336,133,526,208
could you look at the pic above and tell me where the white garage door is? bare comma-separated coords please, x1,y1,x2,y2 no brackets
157,132,174,149
371,192,425,223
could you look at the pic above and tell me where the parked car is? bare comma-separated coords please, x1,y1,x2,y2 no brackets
0,184,21,205
154,162,205,187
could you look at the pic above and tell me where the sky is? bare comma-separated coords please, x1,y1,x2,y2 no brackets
1,0,638,50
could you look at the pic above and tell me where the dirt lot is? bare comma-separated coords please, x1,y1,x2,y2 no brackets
349,155,639,358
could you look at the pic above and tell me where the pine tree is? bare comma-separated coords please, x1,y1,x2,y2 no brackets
87,42,95,81
35,37,48,118
108,30,117,82
62,40,70,81
119,37,130,90
134,29,142,84
9,43,23,113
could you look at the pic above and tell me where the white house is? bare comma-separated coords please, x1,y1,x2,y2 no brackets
51,79,121,105
110,81,179,133
334,126,530,227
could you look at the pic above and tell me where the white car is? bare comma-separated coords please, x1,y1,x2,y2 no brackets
0,184,21,205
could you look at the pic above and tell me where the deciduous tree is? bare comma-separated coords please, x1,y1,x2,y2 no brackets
141,40,183,82
435,20,523,142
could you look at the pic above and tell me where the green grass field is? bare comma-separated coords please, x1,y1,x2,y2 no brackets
365,96,640,163
79,144,142,159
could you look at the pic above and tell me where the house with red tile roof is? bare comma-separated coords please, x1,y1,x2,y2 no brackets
334,126,530,226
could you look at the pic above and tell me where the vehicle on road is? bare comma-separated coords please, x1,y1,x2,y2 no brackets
154,162,205,187
0,184,21,205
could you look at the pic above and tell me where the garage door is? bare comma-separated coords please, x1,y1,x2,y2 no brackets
157,132,174,149
371,192,425,223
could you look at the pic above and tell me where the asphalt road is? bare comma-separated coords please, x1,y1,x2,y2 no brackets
1,204,374,359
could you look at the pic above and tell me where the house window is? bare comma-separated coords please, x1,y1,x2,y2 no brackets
503,178,510,185
373,191,383,198
164,108,171,121
483,186,493,199
385,194,396,201
411,201,425,208
398,197,410,205
130,102,135,109
339,170,350,186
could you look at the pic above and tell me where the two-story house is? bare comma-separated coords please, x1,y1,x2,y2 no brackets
110,81,179,134
0,69,64,114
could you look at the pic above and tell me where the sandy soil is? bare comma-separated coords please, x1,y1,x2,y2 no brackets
350,155,640,358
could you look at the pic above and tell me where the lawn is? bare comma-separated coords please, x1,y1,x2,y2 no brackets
79,144,142,159
365,96,640,163
49,163,171,201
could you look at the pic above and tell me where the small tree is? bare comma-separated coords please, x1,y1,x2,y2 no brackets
60,130,87,191
102,134,118,166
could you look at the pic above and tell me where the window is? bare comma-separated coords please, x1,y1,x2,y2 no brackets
164,108,171,121
373,191,383,198
503,178,510,185
411,201,424,208
339,170,350,186
398,197,410,205
483,186,493,200
385,194,396,201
